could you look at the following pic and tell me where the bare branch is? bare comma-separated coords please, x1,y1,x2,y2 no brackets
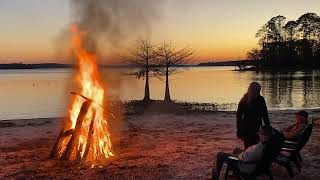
126,38,159,77
155,41,194,76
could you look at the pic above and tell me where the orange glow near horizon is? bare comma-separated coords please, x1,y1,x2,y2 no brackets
0,40,254,63
1,0,320,63
0,36,253,63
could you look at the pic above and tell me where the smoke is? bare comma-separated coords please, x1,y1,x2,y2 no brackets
70,0,162,54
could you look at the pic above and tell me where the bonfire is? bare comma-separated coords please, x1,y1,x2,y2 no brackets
50,25,113,164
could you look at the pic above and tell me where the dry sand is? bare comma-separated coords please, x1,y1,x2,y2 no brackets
1,110,320,179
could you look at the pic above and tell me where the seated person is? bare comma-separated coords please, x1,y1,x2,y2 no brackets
211,125,273,180
282,110,308,141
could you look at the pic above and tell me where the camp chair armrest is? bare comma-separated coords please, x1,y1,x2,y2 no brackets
228,156,239,161
282,147,295,152
284,140,299,145
283,141,299,150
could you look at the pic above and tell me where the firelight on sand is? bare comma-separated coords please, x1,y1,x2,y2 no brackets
50,25,113,163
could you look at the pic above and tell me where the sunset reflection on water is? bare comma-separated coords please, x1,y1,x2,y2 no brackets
0,67,320,120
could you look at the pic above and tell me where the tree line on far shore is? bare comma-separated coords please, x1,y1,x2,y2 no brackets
247,13,320,69
127,40,194,103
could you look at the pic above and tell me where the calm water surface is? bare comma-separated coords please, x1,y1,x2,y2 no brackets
1,67,320,120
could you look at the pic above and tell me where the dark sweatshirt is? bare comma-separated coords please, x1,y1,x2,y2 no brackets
237,95,270,137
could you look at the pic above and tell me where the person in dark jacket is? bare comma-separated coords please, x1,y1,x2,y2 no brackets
237,82,270,149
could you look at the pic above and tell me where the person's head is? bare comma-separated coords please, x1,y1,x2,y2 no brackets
295,110,308,124
259,125,273,142
247,82,261,99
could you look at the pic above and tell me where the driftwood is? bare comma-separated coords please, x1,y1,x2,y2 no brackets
61,100,92,160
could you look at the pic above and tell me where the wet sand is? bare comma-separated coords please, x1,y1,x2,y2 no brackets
1,110,320,179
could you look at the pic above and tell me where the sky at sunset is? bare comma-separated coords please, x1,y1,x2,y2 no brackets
0,0,320,64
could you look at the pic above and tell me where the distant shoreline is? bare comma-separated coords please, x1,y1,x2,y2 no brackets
233,66,320,72
0,63,73,69
0,63,140,69
0,61,245,70
1,62,319,72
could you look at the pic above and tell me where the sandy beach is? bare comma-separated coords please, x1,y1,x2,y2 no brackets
1,109,320,179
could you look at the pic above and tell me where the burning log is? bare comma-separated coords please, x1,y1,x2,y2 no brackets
50,129,64,158
50,129,74,158
81,109,96,162
61,100,92,160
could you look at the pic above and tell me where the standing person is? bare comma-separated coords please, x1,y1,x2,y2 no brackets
237,82,270,149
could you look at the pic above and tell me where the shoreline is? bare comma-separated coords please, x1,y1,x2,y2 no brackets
233,66,320,72
1,108,320,122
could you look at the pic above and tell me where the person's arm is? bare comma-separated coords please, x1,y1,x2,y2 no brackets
284,124,305,140
284,124,295,132
283,126,297,140
261,97,270,126
238,143,264,162
283,130,293,139
236,101,244,138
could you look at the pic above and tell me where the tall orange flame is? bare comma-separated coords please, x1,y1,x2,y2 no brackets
58,25,113,162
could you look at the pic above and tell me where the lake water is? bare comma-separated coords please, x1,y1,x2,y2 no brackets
1,67,320,120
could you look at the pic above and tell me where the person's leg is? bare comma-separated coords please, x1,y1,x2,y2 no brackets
212,152,232,179
243,134,259,149
253,133,260,145
243,137,251,149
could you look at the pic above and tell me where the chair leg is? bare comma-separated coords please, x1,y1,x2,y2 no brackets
243,175,256,180
267,170,274,180
285,163,294,178
236,172,241,180
224,165,230,180
212,167,215,179
269,174,274,180
297,152,303,162
293,157,302,172
232,168,241,180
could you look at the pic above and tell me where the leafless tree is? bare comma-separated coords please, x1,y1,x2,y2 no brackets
155,42,194,102
128,39,157,102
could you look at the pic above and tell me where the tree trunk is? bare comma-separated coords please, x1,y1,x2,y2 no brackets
143,68,150,102
164,66,171,102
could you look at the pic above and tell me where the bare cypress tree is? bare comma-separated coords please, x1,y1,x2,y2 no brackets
155,42,194,102
128,39,157,102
